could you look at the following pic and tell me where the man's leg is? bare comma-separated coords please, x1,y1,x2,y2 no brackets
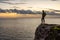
41,18,45,24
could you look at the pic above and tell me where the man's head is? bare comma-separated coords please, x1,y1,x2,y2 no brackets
42,10,44,12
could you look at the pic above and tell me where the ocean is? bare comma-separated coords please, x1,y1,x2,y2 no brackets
0,18,60,40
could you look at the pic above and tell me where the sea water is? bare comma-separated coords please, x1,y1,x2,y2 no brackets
0,18,60,40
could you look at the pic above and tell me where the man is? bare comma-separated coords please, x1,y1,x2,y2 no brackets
41,10,46,24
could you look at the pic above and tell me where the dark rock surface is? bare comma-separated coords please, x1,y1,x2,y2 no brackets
34,24,60,40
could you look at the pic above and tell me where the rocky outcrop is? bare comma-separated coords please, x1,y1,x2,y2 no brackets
34,24,60,40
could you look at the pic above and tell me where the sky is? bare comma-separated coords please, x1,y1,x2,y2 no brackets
0,0,60,10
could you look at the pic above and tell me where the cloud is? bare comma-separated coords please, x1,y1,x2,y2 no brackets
0,0,27,5
0,0,29,5
0,0,10,2
0,0,10,4
1,1,27,5
51,0,59,1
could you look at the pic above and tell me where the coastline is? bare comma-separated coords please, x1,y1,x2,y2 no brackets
0,13,60,18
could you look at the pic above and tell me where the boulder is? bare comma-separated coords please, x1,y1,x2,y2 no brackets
34,24,60,40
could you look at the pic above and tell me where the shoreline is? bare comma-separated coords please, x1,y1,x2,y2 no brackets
0,16,60,19
0,13,60,18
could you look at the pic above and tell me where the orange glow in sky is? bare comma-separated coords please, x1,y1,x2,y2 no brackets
0,13,18,18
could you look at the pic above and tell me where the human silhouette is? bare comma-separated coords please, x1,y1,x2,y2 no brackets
41,10,46,24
